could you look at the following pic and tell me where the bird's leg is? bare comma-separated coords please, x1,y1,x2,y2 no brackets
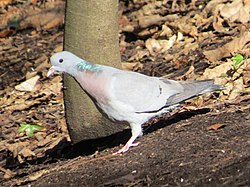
113,124,142,155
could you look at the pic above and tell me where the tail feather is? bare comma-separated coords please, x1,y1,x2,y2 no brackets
165,79,222,106
199,82,223,94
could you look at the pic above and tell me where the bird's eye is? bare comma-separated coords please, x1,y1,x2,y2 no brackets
59,59,63,63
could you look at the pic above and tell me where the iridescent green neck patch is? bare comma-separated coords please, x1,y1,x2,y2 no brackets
76,61,101,72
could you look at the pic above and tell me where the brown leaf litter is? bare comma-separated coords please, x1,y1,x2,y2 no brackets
0,0,250,185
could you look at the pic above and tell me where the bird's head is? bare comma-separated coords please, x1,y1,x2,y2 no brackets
47,51,82,77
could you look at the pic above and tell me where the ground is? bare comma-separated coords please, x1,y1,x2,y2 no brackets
4,102,250,187
0,0,250,186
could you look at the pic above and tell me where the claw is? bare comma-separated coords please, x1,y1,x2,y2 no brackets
113,142,140,155
113,123,142,155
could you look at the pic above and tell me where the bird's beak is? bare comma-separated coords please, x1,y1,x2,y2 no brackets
47,66,56,77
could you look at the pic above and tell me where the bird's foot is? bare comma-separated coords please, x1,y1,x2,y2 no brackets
113,142,140,155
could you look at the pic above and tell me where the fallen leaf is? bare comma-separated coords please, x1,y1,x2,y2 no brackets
200,60,231,85
19,147,36,158
54,44,63,52
203,30,250,62
128,50,149,61
138,14,178,29
0,167,16,179
145,36,176,56
145,38,161,55
159,25,173,37
121,62,142,71
35,59,50,72
43,17,63,30
0,28,15,37
25,71,37,80
243,60,250,86
213,15,226,33
28,169,49,181
171,17,198,37
6,141,30,158
228,77,245,100
0,1,65,37
0,0,13,7
207,123,226,130
220,0,250,24
15,75,40,92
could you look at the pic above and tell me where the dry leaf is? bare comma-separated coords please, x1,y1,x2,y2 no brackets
25,71,37,80
0,1,65,37
200,60,231,85
228,77,245,100
201,58,248,100
207,123,226,130
203,30,250,62
220,0,250,24
43,17,63,30
145,36,176,56
0,167,15,179
242,59,250,86
213,16,226,33
54,44,63,52
121,62,142,71
0,0,13,7
159,25,173,37
35,60,50,72
15,75,40,92
145,38,161,55
19,147,35,158
138,14,178,29
0,28,14,37
45,76,62,94
172,17,198,37
28,169,49,181
128,50,149,61
6,141,30,158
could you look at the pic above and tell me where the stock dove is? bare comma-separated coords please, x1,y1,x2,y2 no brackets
48,51,221,154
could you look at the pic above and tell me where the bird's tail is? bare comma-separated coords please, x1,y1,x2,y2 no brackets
165,79,222,106
187,80,223,94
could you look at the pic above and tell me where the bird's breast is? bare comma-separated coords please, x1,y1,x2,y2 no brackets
75,71,109,103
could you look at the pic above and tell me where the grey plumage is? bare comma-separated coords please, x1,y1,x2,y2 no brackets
48,51,222,154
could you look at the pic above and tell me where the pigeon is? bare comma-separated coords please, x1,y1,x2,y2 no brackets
47,51,221,154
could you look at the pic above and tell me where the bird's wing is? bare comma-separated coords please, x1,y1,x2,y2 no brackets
107,70,182,113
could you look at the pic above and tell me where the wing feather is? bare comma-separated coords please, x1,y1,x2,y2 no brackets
109,71,181,113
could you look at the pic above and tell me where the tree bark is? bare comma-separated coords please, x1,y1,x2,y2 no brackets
63,0,127,143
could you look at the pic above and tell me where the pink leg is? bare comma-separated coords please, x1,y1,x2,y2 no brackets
113,124,142,154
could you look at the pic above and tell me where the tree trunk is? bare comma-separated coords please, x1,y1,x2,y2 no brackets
63,0,127,143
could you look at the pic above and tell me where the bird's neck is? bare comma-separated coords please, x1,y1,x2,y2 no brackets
76,60,101,73
67,60,101,77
